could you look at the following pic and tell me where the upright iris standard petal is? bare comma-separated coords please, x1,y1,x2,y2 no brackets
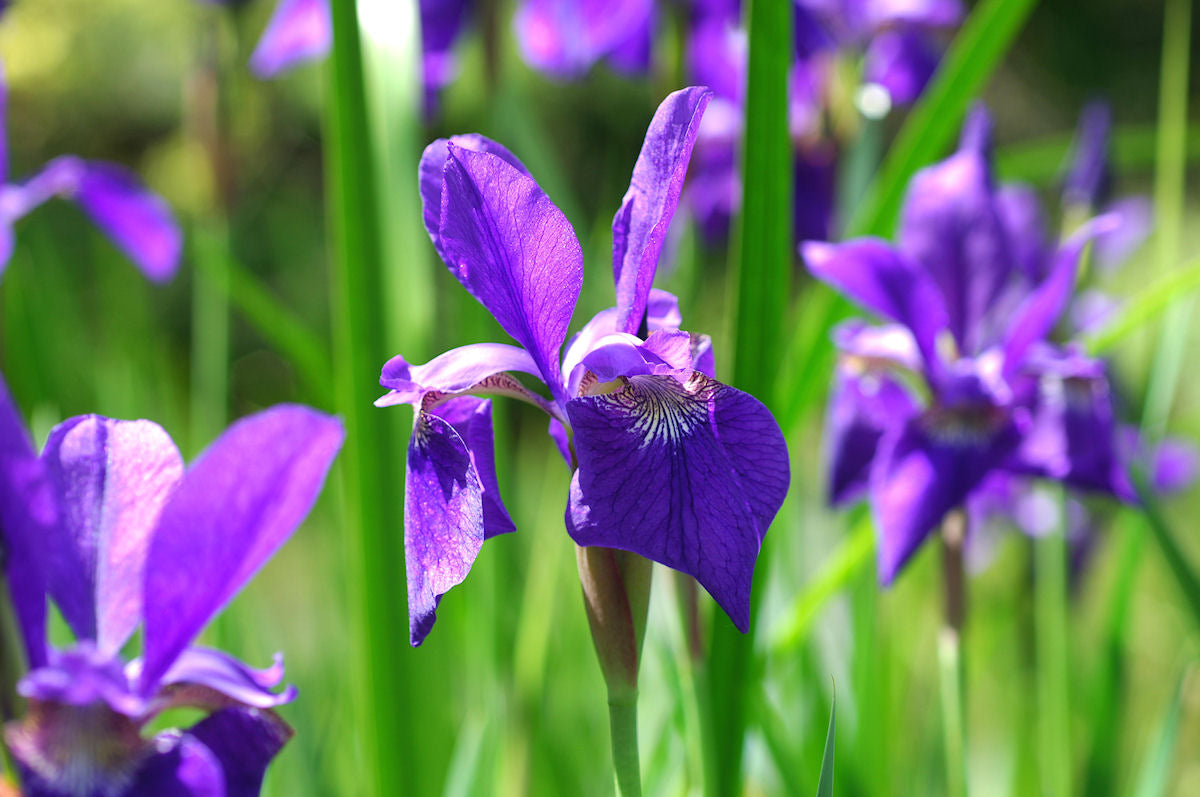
249,0,332,78
611,87,712,335
803,238,949,374
39,416,183,653
566,373,789,632
418,135,530,265
1001,214,1120,379
185,707,294,797
438,145,583,403
1063,101,1113,209
405,411,485,647
0,375,52,667
898,147,1011,352
872,411,1020,583
72,162,183,283
141,406,344,690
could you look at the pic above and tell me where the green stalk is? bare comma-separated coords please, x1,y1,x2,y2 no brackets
707,0,793,791
940,512,968,797
1034,490,1071,797
325,2,408,794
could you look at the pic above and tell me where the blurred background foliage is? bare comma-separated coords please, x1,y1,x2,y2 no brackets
1,0,1199,794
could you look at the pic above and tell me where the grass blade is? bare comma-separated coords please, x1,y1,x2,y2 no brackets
816,697,836,797
1083,255,1200,356
1034,490,1071,797
706,0,794,792
1132,671,1187,797
1130,470,1200,629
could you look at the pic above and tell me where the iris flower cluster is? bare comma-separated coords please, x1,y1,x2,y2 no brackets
377,86,790,645
806,107,1130,582
0,375,343,795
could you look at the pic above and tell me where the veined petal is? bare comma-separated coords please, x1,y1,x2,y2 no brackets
150,647,295,712
612,86,712,335
566,373,789,632
40,416,183,654
434,397,515,537
141,407,344,692
184,707,293,797
0,374,52,667
872,408,1019,583
803,239,948,375
249,0,332,78
826,366,917,505
898,146,1010,352
1001,213,1121,380
405,411,485,647
418,135,530,264
439,145,583,404
72,161,182,282
376,343,553,419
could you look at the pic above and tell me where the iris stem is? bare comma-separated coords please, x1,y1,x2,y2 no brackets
940,511,968,797
1035,491,1071,797
608,695,643,797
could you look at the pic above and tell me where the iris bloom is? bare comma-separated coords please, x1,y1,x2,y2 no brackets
513,0,653,79
804,107,1129,583
377,86,789,645
0,374,344,795
0,66,180,281
683,0,961,243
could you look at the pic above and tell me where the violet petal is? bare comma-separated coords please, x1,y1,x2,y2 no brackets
249,0,332,78
152,647,296,712
186,707,293,797
826,366,916,505
141,406,344,691
433,396,515,538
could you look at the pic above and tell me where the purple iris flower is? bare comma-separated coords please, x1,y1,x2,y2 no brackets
0,373,344,796
377,86,790,645
513,0,654,79
0,66,180,281
804,107,1130,583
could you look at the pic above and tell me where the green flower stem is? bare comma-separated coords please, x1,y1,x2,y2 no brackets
1035,491,1071,797
577,546,652,797
940,511,968,797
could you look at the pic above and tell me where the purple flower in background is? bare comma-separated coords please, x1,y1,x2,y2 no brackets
805,107,1129,583
420,0,472,116
0,373,344,796
0,65,181,281
514,0,654,79
378,86,789,645
249,0,332,79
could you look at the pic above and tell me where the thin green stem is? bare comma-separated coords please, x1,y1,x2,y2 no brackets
609,695,643,797
940,512,968,797
1035,491,1071,797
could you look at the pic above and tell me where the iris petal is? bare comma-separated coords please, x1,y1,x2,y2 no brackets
185,707,293,797
826,366,917,505
151,647,296,712
566,373,788,632
612,87,712,335
249,0,332,78
141,407,344,691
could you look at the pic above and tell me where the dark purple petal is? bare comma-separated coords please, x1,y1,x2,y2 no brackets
439,145,583,404
1063,101,1112,209
826,365,917,505
39,416,183,654
1010,363,1132,500
249,0,332,78
513,0,655,78
376,343,550,415
128,732,225,796
612,86,712,335
185,707,293,797
1001,214,1120,379
862,29,938,106
152,647,296,711
898,147,1009,352
995,184,1048,282
418,135,530,264
0,375,51,668
419,0,471,117
72,161,182,283
405,411,485,646
872,409,1020,583
803,239,948,375
434,397,515,537
566,373,789,632
141,406,344,691
793,147,836,243
548,417,573,465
